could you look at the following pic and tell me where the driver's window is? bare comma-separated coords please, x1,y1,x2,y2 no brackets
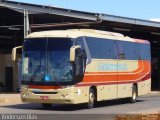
75,38,87,74
76,37,85,51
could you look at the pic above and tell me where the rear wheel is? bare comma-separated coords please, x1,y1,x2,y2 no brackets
42,103,52,109
86,88,95,109
130,85,137,103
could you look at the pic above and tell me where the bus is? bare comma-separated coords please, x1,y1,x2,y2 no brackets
12,29,151,109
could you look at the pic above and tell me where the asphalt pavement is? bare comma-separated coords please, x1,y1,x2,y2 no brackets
0,92,160,120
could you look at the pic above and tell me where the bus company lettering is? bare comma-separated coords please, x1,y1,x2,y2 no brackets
98,63,128,71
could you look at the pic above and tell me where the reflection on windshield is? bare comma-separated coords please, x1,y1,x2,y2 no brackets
22,38,73,84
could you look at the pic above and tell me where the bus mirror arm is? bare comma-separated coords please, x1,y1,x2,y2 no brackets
70,45,81,62
12,46,23,61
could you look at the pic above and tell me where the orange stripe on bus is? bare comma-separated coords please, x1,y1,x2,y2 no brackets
29,85,62,89
83,60,150,83
76,73,151,87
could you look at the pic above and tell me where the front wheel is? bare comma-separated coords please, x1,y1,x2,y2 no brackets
86,88,95,109
129,85,137,103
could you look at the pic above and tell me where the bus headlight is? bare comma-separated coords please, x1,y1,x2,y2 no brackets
22,93,29,98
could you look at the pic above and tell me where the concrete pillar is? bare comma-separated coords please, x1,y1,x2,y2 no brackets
24,10,30,38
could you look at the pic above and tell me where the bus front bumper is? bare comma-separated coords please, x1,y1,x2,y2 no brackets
21,87,76,104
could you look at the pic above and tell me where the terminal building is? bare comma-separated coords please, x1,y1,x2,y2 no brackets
0,0,160,92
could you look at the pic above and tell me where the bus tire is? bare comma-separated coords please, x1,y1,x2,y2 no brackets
130,85,137,103
42,103,52,109
86,88,95,109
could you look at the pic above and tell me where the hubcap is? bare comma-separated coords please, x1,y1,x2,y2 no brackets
133,91,136,100
89,93,94,103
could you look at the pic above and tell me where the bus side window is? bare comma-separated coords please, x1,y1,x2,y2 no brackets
117,41,125,60
140,44,151,60
124,42,140,60
86,37,116,59
75,37,87,73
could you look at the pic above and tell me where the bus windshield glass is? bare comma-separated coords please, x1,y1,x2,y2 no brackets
22,38,73,85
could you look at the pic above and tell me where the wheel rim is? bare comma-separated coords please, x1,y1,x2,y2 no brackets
133,90,136,100
89,93,94,103
89,92,94,107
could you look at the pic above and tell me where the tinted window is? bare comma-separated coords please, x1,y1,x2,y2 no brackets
140,44,151,60
117,41,150,60
117,41,125,59
76,37,85,51
86,37,115,59
23,38,73,83
124,42,140,60
85,37,150,60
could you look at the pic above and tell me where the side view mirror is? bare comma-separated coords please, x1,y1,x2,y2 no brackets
12,46,23,61
70,45,81,62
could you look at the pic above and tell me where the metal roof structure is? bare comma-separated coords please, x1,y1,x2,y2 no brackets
0,0,160,31
100,14,160,28
0,0,98,21
0,0,160,52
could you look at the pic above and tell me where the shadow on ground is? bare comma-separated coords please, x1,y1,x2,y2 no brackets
0,98,144,111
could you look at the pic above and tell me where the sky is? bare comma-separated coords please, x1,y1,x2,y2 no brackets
10,0,160,21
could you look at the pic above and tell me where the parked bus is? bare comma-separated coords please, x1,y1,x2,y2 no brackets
12,29,151,109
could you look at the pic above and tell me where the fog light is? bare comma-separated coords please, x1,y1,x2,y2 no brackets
23,93,29,98
61,94,70,98
26,94,29,98
61,94,65,98
65,94,70,98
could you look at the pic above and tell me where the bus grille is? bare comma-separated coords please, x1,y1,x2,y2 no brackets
32,92,58,94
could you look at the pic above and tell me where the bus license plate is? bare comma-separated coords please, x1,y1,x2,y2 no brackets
40,96,49,100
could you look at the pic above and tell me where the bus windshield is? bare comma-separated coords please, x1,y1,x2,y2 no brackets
22,38,73,85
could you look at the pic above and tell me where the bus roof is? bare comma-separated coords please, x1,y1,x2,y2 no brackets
26,29,150,44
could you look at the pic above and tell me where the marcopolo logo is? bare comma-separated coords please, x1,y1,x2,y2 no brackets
98,63,128,71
